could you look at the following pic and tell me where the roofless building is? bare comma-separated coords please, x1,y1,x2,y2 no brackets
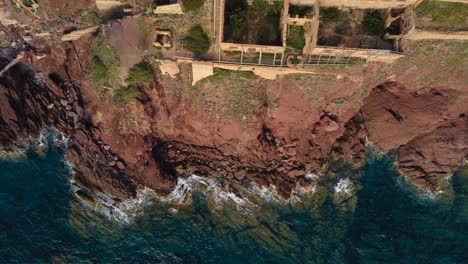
217,0,421,65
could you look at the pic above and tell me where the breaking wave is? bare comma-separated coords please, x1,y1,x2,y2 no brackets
1,142,466,263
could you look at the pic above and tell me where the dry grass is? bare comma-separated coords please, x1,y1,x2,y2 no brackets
400,40,468,86
192,69,266,121
416,0,468,31
286,74,338,108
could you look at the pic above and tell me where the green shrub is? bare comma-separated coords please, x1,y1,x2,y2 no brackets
181,0,204,12
331,98,345,105
126,61,154,87
150,0,157,10
88,57,107,85
113,87,140,104
335,21,352,36
209,68,231,83
321,7,342,22
249,0,282,14
266,93,280,109
182,25,211,55
230,8,247,39
290,56,300,65
137,19,151,37
87,32,121,92
272,98,280,108
287,26,305,50
196,68,255,87
82,11,103,26
362,10,385,35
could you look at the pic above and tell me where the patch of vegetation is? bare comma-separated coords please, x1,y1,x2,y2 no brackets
224,0,282,45
193,68,261,121
348,84,369,107
10,0,22,13
250,0,282,14
402,40,468,86
155,62,192,97
318,35,343,46
206,68,232,83
86,31,121,93
113,87,140,104
290,55,300,65
197,68,255,87
289,5,313,18
148,0,158,10
137,19,151,37
362,10,385,36
133,0,158,13
81,11,103,26
250,0,282,45
223,73,262,120
272,98,280,108
126,61,154,87
320,7,343,22
229,8,247,40
416,0,468,30
335,21,352,36
287,26,305,50
287,74,337,107
266,94,280,110
181,0,205,12
182,25,211,55
331,98,345,105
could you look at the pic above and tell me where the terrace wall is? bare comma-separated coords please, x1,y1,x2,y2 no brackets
320,0,421,9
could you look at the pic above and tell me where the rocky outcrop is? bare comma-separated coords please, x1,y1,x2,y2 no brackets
397,115,467,190
360,82,467,188
360,82,462,151
0,29,139,199
0,24,466,203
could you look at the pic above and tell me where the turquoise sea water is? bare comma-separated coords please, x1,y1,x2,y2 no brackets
0,142,467,263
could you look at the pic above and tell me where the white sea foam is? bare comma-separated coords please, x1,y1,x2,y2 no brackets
334,178,354,198
163,175,247,209
305,172,318,181
426,176,452,200
247,183,285,203
163,176,197,204
0,127,69,159
86,173,323,225
364,138,386,159
37,132,46,147
248,179,318,205
290,184,317,205
80,187,156,224
85,175,252,224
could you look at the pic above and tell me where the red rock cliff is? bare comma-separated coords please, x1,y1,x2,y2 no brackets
0,26,466,201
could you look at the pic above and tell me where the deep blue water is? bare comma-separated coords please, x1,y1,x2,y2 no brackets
0,144,467,263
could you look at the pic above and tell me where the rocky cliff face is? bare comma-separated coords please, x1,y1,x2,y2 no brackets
0,28,138,199
0,25,466,203
360,82,467,190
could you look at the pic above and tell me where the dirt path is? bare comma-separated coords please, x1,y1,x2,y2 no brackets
320,0,420,9
406,29,468,40
437,0,468,3
107,16,157,79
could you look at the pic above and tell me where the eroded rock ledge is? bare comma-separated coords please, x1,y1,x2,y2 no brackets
0,28,466,202
360,82,466,190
